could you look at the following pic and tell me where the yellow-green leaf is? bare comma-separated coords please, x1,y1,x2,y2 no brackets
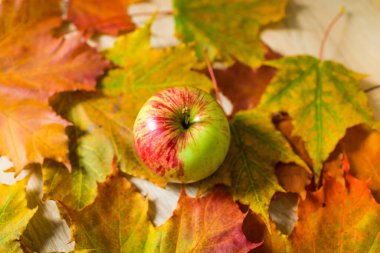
69,174,154,252
42,131,114,209
102,23,213,100
259,56,375,177
199,110,308,229
50,92,165,185
173,0,288,67
0,180,37,253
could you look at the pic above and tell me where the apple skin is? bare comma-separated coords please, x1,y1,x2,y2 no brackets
133,87,230,183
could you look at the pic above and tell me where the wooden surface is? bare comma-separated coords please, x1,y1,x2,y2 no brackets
1,0,380,252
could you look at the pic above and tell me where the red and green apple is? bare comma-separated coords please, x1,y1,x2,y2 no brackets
133,87,230,183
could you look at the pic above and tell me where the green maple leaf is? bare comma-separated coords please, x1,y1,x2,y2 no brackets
0,180,37,253
199,110,308,229
173,0,288,67
258,56,375,177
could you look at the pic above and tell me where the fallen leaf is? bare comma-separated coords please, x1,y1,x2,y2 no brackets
199,109,308,229
0,180,37,253
102,20,213,102
290,166,380,252
68,174,153,252
173,0,288,67
147,187,261,253
259,56,375,178
68,173,259,252
0,0,109,172
42,130,114,209
0,95,68,172
67,0,137,35
342,125,380,202
0,0,60,35
212,48,280,115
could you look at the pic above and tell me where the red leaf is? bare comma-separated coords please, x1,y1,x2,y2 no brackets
67,0,137,36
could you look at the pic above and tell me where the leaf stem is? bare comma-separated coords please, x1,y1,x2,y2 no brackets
318,7,345,61
203,51,228,116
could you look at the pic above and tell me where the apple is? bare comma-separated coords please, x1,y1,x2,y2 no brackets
133,87,231,183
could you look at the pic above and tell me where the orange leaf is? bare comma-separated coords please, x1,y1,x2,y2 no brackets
290,168,380,252
0,0,61,34
0,20,108,100
67,0,137,36
0,0,109,172
342,125,380,202
0,94,68,172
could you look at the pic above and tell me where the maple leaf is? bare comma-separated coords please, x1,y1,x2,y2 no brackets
0,95,68,172
67,174,153,252
173,0,288,67
0,0,60,34
258,56,375,177
102,20,213,100
0,0,109,172
199,109,309,229
290,167,380,252
0,180,37,253
68,173,259,252
146,187,261,253
342,125,380,202
51,24,213,184
42,131,115,209
67,0,138,35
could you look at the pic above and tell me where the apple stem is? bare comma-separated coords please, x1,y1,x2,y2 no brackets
181,107,191,129
318,7,345,61
130,10,173,17
364,84,380,93
203,51,228,116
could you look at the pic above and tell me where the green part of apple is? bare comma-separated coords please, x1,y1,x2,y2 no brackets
133,87,230,183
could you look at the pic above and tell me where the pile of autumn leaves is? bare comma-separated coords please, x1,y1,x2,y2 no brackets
1,0,380,252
